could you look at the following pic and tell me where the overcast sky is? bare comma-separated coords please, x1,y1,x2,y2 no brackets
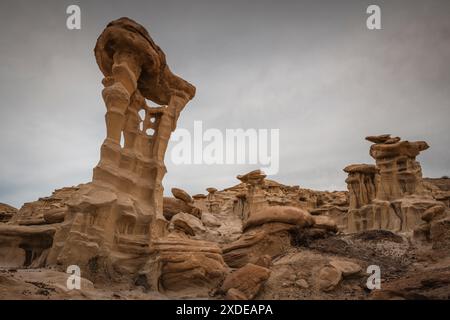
0,0,449,208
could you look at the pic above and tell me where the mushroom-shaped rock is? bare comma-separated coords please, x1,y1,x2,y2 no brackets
171,187,193,203
206,187,218,194
343,164,378,175
365,134,392,144
237,170,267,185
95,17,195,105
244,206,314,231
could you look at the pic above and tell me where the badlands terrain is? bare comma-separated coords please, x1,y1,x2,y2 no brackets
0,18,449,300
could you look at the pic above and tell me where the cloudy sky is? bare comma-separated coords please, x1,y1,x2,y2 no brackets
0,0,449,208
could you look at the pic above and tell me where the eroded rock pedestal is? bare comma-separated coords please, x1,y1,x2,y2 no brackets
345,135,449,233
30,18,224,293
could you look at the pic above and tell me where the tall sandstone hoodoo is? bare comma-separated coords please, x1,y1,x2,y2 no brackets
44,18,207,283
345,135,445,233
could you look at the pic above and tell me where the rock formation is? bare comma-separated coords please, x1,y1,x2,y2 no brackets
42,18,202,285
0,203,17,223
0,18,449,301
0,18,228,297
345,135,447,233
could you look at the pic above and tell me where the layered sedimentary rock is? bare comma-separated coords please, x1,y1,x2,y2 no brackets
344,164,377,210
222,206,335,268
44,18,198,282
0,224,56,268
345,135,447,233
9,187,79,226
237,170,268,220
220,263,271,300
141,233,228,297
0,18,222,293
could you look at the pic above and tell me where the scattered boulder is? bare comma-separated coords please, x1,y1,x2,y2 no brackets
317,266,342,292
295,279,309,289
170,212,206,236
221,263,271,300
329,259,361,277
163,197,201,220
201,212,221,228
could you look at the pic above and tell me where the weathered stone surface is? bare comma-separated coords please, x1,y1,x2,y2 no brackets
317,266,342,291
201,212,221,228
9,187,79,226
365,134,391,144
237,170,268,219
295,279,310,288
40,18,197,284
225,288,248,300
221,263,271,300
313,215,338,233
223,223,296,268
344,164,377,210
163,197,201,220
0,224,56,268
421,205,446,223
345,135,443,233
371,268,450,300
171,188,193,203
142,234,228,297
329,259,361,277
430,218,450,250
244,206,314,231
0,203,17,223
170,212,205,236
43,207,68,224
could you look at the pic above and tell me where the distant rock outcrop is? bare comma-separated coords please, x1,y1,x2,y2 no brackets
345,135,448,233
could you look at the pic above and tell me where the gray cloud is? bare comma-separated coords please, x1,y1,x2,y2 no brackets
0,0,449,208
